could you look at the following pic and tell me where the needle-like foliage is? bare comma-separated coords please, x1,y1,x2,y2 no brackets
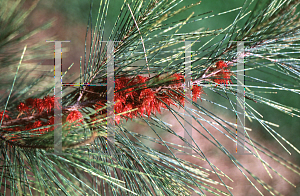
1,0,300,195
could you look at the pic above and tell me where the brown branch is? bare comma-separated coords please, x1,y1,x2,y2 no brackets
0,131,98,150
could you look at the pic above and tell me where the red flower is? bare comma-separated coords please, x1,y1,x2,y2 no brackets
25,120,42,130
45,116,55,132
25,98,35,107
216,60,228,69
192,85,204,101
43,96,55,113
47,116,54,125
213,61,232,86
66,110,83,125
123,103,133,119
33,98,45,113
94,101,106,114
17,102,29,113
214,70,232,85
171,73,184,87
0,111,10,120
25,120,48,133
115,115,121,124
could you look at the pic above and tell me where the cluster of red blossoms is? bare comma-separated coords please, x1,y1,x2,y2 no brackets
91,60,231,124
210,60,232,85
1,61,231,138
1,96,57,134
92,74,205,124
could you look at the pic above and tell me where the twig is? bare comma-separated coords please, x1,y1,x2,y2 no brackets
0,131,98,150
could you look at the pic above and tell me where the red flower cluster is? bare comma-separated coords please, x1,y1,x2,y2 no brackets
192,85,204,102
91,74,204,124
25,120,49,133
0,111,10,121
66,110,83,126
210,60,232,85
1,96,58,137
17,95,57,115
2,61,230,140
